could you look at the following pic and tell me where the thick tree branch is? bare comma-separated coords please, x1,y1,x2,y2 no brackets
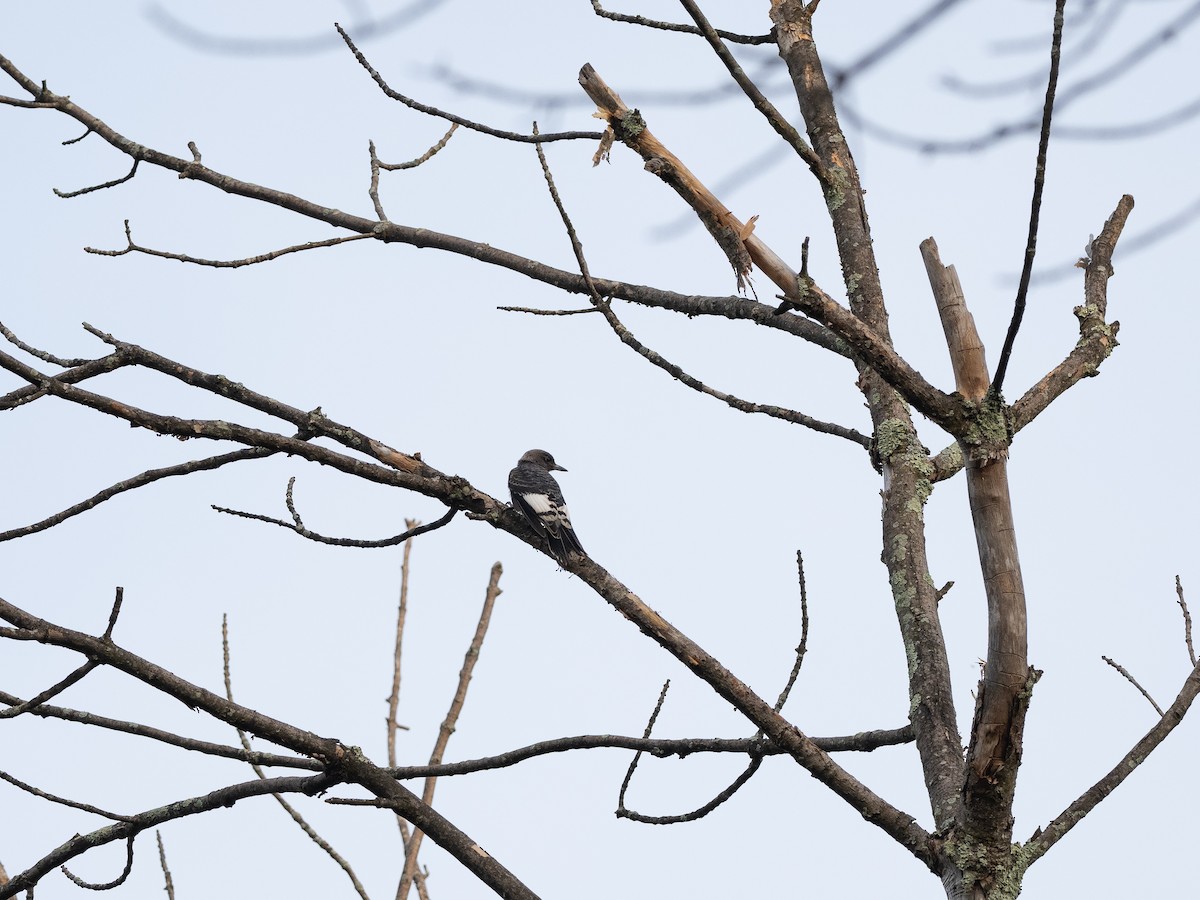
923,239,1033,868
578,62,966,433
0,330,934,863
926,194,1133,483
560,554,935,866
770,0,965,834
0,600,541,900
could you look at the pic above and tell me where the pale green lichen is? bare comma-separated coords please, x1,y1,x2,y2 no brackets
618,109,645,137
942,835,1030,900
875,418,908,461
824,167,849,210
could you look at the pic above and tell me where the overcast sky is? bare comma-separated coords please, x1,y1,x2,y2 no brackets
2,2,1198,897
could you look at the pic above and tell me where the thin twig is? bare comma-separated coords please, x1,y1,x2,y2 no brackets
1101,656,1164,716
530,123,870,448
615,681,671,817
103,586,124,640
388,519,419,768
1177,576,1195,667
0,449,274,543
497,305,598,316
992,0,1067,395
213,483,456,548
0,335,130,411
618,757,763,824
85,219,373,268
156,832,175,900
0,322,93,367
0,690,320,770
616,549,809,826
54,160,139,199
612,679,768,825
0,660,100,719
388,518,428,900
369,126,458,221
590,0,772,44
337,24,601,144
397,562,503,900
61,836,135,890
773,551,811,713
0,769,132,822
377,125,458,171
223,617,371,900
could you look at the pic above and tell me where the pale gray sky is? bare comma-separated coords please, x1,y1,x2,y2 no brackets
2,2,1198,897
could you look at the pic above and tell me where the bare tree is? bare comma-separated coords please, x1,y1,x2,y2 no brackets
1,2,1197,898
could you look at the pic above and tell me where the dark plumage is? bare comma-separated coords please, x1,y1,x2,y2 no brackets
508,449,585,563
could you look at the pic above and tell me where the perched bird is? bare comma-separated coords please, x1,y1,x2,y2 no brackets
508,449,585,563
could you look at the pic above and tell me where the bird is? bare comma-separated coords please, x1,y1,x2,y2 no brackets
508,449,585,563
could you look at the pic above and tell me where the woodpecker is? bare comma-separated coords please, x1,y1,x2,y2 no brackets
508,449,585,563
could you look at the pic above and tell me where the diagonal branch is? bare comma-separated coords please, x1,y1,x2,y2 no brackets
1025,656,1200,867
0,768,132,822
336,24,600,144
1008,194,1131,431
0,690,321,769
85,219,373,267
0,317,936,867
0,448,275,543
1101,656,1164,716
2,325,931,862
677,0,820,170
1,774,337,898
0,660,99,719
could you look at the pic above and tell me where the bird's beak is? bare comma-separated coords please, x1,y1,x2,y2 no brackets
553,464,568,472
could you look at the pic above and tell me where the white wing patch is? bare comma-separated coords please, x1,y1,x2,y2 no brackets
519,492,555,515
520,492,572,530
